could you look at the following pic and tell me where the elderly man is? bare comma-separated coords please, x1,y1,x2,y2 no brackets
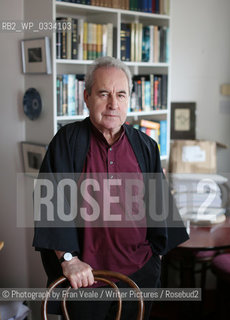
33,56,188,319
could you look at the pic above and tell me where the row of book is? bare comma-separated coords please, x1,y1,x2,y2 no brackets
56,17,113,60
133,119,167,156
57,0,170,15
130,74,167,111
56,17,168,63
121,23,169,63
56,74,88,116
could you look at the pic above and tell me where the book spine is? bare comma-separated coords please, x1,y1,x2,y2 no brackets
102,24,107,57
149,25,154,63
120,23,131,61
62,74,68,115
130,23,135,61
96,23,102,58
77,19,84,60
140,119,160,130
66,17,72,60
67,74,76,116
161,74,168,109
56,20,62,59
157,75,162,109
141,76,145,111
150,73,154,110
138,23,143,62
159,120,167,156
144,80,151,112
107,23,113,56
154,25,159,63
71,18,78,59
78,79,85,115
87,23,93,60
56,75,63,116
142,26,150,62
92,23,97,60
83,22,88,60
154,75,159,109
75,77,79,115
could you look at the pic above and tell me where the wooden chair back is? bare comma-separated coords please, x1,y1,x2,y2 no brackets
42,270,144,320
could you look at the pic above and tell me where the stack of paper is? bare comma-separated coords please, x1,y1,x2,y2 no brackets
170,173,228,224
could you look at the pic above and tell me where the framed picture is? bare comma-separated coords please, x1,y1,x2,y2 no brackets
21,142,47,177
21,37,52,74
170,102,196,140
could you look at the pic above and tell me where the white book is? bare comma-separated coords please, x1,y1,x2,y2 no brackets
107,23,113,57
77,18,84,60
102,24,108,57
149,25,154,63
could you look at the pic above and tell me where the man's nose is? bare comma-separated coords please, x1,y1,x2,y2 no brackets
107,94,118,109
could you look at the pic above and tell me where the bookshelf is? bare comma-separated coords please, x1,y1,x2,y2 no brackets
24,0,171,161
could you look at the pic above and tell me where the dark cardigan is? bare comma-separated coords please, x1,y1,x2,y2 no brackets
33,117,188,283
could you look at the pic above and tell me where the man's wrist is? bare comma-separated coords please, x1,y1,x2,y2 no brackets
58,251,78,264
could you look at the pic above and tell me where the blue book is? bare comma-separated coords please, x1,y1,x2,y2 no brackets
143,0,148,12
142,26,150,62
120,23,131,61
67,74,76,116
155,0,160,13
148,0,152,13
159,120,167,156
144,81,151,112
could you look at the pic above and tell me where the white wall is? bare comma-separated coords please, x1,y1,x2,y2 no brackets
0,0,29,287
0,0,46,289
171,0,230,172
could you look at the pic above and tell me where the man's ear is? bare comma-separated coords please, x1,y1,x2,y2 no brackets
84,89,89,104
83,89,90,111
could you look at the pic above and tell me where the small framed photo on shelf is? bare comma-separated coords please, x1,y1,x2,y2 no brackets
21,37,52,74
170,102,196,140
21,142,47,177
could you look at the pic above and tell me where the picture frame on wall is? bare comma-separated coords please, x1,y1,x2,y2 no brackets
170,102,196,140
21,36,52,74
21,142,47,177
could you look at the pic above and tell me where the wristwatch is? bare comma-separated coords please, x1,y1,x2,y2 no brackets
59,252,78,264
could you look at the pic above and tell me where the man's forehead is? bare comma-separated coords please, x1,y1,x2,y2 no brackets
93,68,128,88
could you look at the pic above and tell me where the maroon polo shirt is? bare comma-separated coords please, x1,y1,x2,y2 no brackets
79,122,152,279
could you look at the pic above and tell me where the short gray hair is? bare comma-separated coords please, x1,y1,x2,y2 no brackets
85,56,132,95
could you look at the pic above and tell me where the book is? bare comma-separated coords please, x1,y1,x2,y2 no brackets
56,75,63,116
56,19,62,59
159,120,167,156
96,23,102,58
66,17,72,59
62,74,68,115
77,18,84,60
83,22,88,60
142,26,150,62
140,119,160,130
120,23,131,61
87,23,94,60
71,18,78,59
102,24,108,56
161,74,168,109
130,23,135,61
67,74,76,116
56,17,68,59
107,23,113,56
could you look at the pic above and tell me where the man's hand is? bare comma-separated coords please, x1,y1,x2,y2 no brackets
55,251,95,289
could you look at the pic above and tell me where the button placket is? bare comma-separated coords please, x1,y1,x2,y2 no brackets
108,147,114,179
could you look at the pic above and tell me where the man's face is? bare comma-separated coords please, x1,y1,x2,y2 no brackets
84,67,129,135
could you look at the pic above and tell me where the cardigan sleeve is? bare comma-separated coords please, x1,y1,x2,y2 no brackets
32,120,90,253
